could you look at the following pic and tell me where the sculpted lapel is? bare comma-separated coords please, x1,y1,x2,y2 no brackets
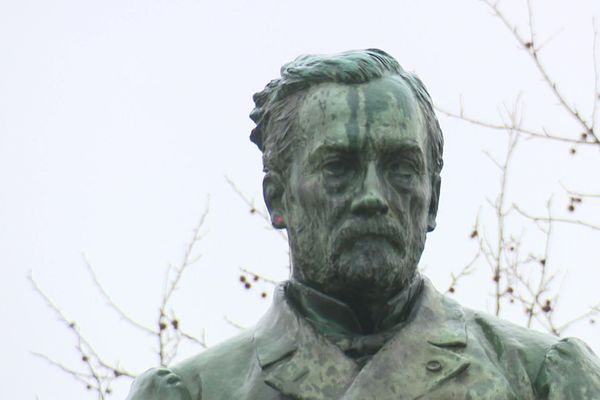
254,284,359,400
341,280,470,399
254,281,472,400
252,280,529,400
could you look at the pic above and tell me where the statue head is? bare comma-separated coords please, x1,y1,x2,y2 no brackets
250,49,444,306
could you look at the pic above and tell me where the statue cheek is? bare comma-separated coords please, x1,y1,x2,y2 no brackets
406,191,429,226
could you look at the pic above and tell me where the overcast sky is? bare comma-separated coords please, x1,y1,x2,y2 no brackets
1,0,600,398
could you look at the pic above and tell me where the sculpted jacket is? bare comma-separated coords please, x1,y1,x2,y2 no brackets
126,279,600,399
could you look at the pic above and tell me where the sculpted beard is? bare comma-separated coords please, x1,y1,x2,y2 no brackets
290,216,426,301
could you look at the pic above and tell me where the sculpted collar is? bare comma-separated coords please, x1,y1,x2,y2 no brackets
286,275,424,336
253,277,470,400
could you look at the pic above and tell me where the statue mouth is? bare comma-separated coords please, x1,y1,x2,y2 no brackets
346,233,401,251
329,220,405,259
351,233,394,245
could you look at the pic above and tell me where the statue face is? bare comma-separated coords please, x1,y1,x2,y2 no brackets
270,77,438,302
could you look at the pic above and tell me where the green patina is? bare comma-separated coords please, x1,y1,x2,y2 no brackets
126,49,600,400
344,85,360,148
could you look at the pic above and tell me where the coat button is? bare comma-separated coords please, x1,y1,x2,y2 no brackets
426,360,442,372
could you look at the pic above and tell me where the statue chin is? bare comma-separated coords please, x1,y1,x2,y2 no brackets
328,239,415,301
290,234,420,303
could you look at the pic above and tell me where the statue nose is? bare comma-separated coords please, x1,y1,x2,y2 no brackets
351,164,389,216
351,192,389,216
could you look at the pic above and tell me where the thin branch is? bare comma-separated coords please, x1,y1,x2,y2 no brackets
225,175,288,241
527,199,553,328
224,316,245,331
592,18,599,131
158,203,210,365
436,106,592,145
561,183,600,199
77,336,107,400
31,352,93,380
482,0,600,144
180,330,206,346
556,303,600,333
446,250,480,294
162,203,209,307
535,27,565,52
513,204,600,231
526,0,535,46
239,267,279,285
82,255,155,336
29,273,135,398
491,123,520,315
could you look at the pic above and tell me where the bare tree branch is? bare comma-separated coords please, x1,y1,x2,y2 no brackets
158,203,210,366
561,183,600,200
592,18,599,131
82,254,155,336
225,175,288,241
436,106,591,145
31,352,94,380
224,316,245,331
481,0,600,144
513,204,600,231
239,267,279,286
488,112,521,315
445,249,480,294
556,303,600,333
29,273,134,398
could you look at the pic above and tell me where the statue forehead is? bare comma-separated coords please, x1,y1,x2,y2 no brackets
295,76,425,146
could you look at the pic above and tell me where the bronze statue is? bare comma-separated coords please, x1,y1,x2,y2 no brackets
127,49,600,399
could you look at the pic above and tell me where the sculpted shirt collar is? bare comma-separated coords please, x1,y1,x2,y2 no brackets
254,276,470,399
286,274,424,337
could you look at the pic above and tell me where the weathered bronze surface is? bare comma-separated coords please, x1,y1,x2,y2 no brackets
127,49,600,399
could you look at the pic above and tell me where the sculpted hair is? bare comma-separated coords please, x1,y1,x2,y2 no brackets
249,49,444,178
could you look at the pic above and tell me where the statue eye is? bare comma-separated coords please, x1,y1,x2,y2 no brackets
322,159,351,178
386,160,414,180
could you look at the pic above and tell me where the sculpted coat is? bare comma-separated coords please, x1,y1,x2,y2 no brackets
126,279,600,400
127,48,600,400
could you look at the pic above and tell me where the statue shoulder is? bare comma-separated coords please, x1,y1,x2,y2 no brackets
463,308,600,396
125,367,193,400
534,337,600,398
463,308,557,378
126,329,257,400
174,328,256,380
465,308,557,350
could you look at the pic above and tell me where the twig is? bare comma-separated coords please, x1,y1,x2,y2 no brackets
225,175,288,241
224,316,245,331
556,303,600,333
592,18,599,131
29,273,134,398
31,352,93,380
162,203,209,307
513,204,600,231
561,183,600,199
158,203,210,365
239,267,279,285
491,124,520,315
82,255,155,336
446,250,480,294
526,199,553,328
436,106,592,145
482,0,600,145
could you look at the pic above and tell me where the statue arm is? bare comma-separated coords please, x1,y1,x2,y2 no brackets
534,337,600,399
126,367,195,400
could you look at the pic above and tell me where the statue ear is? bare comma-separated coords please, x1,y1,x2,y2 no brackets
427,175,441,232
263,172,287,229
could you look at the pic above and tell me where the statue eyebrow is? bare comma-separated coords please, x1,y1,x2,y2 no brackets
308,142,353,164
380,141,426,170
306,139,426,169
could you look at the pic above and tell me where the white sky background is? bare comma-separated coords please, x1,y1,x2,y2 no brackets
1,0,600,398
